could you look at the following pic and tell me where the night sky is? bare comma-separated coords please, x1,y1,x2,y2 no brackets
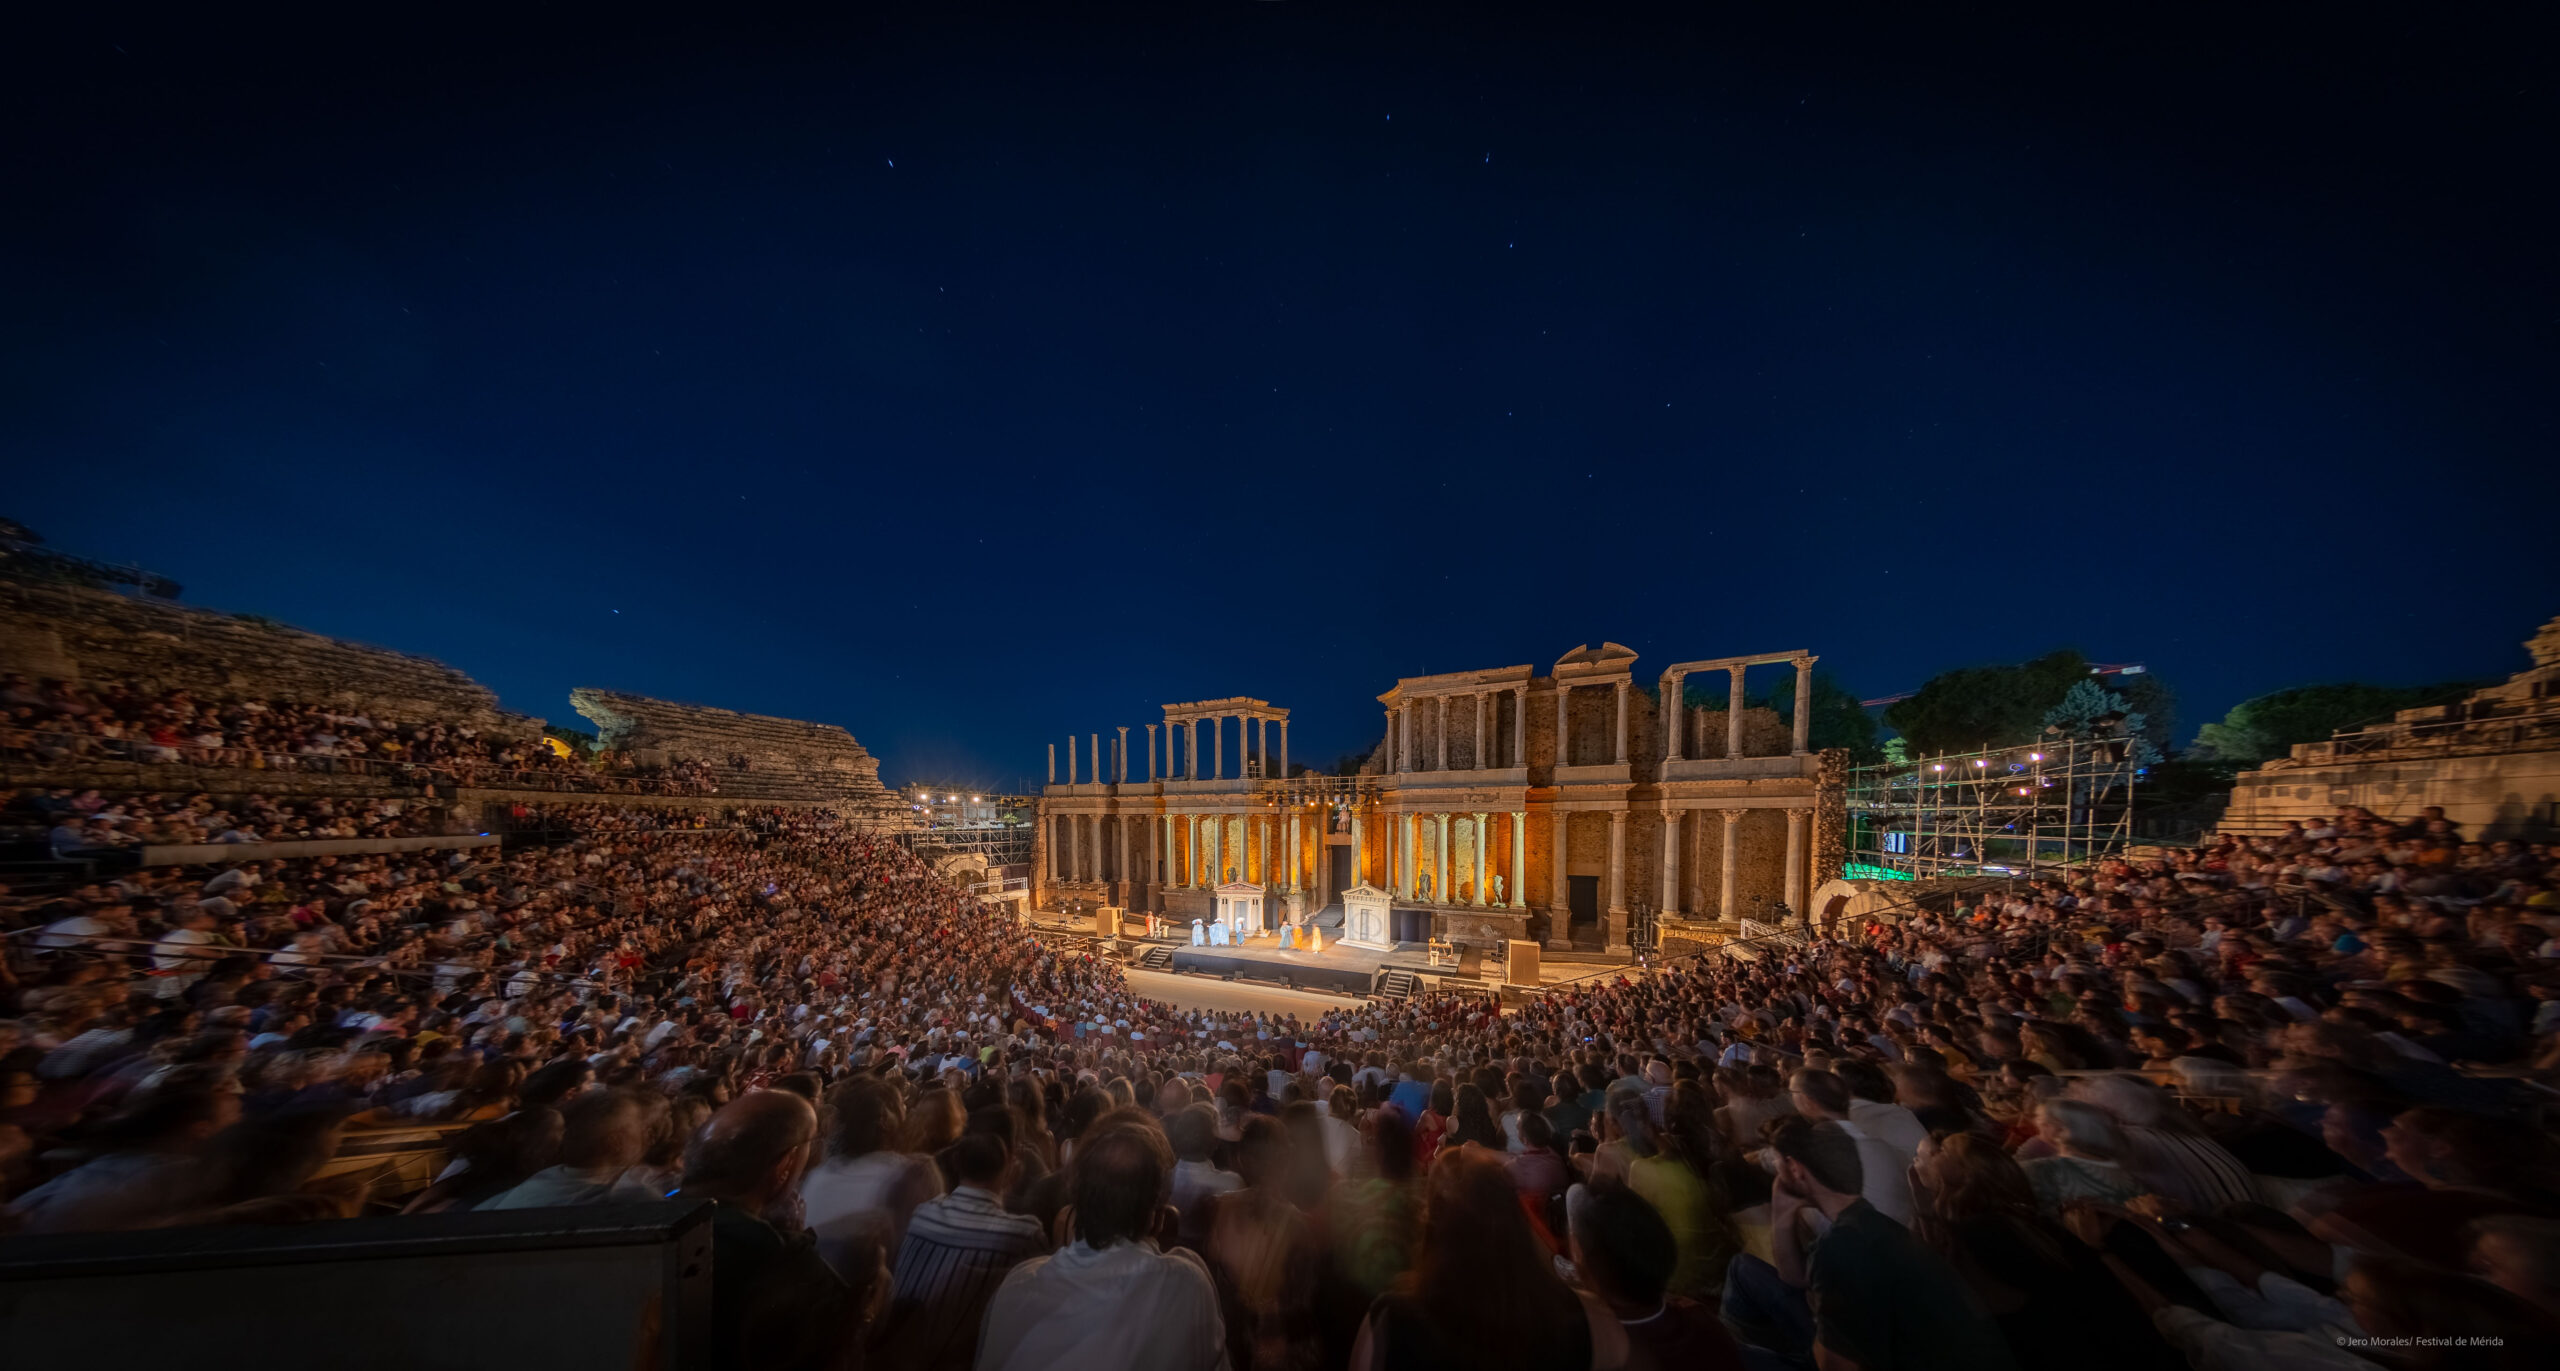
5,5,2551,790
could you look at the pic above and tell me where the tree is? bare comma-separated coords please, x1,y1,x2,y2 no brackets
2043,678,2162,768
2189,680,2486,763
1756,671,1883,763
1882,649,2090,754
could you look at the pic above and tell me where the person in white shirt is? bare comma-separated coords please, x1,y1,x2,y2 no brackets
976,1117,1228,1371
1787,1067,1915,1225
1835,1059,1930,1159
1164,1104,1242,1246
801,1076,944,1279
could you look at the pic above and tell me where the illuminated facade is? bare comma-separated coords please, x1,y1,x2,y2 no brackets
1034,643,1846,953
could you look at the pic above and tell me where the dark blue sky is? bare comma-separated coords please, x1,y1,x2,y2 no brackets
6,5,2551,790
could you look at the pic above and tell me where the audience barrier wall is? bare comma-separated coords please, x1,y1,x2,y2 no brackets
0,1200,714,1371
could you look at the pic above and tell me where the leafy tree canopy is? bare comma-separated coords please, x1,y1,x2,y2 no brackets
1882,649,2090,754
2189,680,2485,763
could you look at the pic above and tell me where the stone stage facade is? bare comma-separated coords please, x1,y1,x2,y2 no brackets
1034,642,1848,954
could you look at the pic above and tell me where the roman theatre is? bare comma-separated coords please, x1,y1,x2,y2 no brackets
1034,642,1849,961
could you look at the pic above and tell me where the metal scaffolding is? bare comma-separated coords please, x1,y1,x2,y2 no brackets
1844,732,2139,879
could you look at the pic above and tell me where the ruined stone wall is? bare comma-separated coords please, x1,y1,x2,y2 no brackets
0,582,533,737
1680,706,1791,759
1815,747,1849,884
569,688,905,820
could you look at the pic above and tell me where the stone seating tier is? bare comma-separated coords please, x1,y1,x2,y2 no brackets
1,582,533,740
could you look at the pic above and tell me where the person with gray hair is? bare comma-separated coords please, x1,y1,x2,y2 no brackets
2021,1098,2145,1214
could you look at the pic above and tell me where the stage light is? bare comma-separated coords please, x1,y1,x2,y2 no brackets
2029,753,2043,761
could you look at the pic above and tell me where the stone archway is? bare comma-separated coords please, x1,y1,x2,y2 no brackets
1808,877,1909,934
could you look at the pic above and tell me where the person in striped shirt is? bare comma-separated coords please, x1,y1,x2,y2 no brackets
872,1129,1046,1371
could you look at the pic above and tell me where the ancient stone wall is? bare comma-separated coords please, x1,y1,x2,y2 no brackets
568,688,906,821
1815,747,1849,884
0,582,533,737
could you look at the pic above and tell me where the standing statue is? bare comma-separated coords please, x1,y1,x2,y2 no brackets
1492,874,1505,904
1417,873,1432,901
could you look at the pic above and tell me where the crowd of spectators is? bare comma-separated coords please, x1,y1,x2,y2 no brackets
0,673,707,795
1,798,2555,1371
8,787,454,855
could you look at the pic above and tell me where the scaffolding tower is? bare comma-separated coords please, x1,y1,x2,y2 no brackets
1844,731,2141,880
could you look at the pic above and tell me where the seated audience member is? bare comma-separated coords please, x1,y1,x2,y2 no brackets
803,1073,944,1279
1727,1117,2017,1371
678,1090,864,1371
1567,1179,1742,1371
976,1113,1229,1371
1350,1147,1629,1371
479,1088,654,1209
873,1129,1046,1371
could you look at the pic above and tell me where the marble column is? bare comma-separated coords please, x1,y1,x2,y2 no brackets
1160,814,1173,889
1663,673,1686,761
1117,727,1129,783
1550,809,1569,925
1119,815,1131,890
1607,811,1626,911
1146,725,1157,782
1472,811,1489,905
1792,656,1818,755
1435,813,1451,904
1188,814,1202,888
1513,685,1526,766
1402,813,1417,898
1720,809,1742,918
1555,685,1572,767
1662,808,1683,915
1435,697,1448,772
1509,810,1526,907
1728,667,1748,758
1606,810,1628,950
1385,811,1398,895
1385,709,1399,774
1287,810,1301,890
1475,693,1488,769
1213,716,1223,779
1048,743,1056,785
1255,717,1266,778
1279,720,1289,778
1785,808,1809,913
1091,734,1101,790
1614,681,1629,764
1067,736,1078,784
1351,810,1366,887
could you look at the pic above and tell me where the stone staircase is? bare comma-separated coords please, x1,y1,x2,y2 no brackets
1138,945,1175,971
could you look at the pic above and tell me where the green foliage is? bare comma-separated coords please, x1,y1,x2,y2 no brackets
2043,678,2163,768
1756,671,1883,763
1882,649,2089,754
2189,680,2486,763
1881,737,1911,767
